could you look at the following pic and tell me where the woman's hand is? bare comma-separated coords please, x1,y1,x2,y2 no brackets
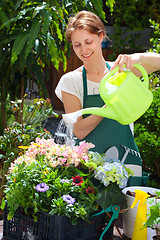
62,91,104,140
110,54,140,72
110,52,160,75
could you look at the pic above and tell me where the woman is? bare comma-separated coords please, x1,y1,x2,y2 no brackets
55,10,160,185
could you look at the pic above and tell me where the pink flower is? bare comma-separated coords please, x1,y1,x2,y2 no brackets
57,157,66,165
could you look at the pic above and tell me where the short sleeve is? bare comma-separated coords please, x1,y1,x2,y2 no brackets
55,71,83,107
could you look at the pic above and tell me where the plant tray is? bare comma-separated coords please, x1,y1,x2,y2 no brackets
3,205,113,240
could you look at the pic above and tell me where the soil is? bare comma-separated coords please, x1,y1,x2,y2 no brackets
153,236,160,240
126,190,160,199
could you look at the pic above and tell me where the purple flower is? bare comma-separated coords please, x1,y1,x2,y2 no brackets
60,179,70,183
62,194,76,205
35,183,49,192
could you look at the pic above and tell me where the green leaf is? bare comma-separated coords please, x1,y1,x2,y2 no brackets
49,208,58,215
53,21,63,41
0,154,5,159
1,198,6,210
96,184,126,209
61,51,67,72
43,10,52,36
11,33,29,65
7,210,14,220
47,32,59,70
25,20,41,58
0,8,10,29
33,4,47,18
90,0,106,21
106,0,115,13
15,0,23,10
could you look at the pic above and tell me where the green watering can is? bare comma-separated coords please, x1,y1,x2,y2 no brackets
63,63,153,125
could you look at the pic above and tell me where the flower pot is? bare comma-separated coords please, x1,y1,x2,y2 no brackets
122,186,159,240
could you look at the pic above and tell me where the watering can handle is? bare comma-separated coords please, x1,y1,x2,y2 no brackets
133,63,149,88
100,63,149,88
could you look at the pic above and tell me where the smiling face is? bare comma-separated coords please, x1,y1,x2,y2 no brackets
71,29,103,64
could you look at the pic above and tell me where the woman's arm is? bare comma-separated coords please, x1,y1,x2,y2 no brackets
62,91,104,139
110,52,160,76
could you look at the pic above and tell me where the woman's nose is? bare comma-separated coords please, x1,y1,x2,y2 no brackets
81,45,88,53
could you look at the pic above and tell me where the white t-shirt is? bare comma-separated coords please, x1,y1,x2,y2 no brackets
55,70,100,108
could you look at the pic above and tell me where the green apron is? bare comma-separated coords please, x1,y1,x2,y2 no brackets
76,63,149,186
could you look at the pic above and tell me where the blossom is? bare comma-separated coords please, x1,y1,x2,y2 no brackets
18,146,29,149
62,195,76,205
60,179,70,183
3,137,132,225
35,183,49,192
119,178,128,188
72,175,83,186
94,160,132,188
85,187,95,194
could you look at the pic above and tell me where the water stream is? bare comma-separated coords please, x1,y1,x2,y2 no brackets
54,119,77,146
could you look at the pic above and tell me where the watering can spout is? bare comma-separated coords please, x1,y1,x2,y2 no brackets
62,106,117,125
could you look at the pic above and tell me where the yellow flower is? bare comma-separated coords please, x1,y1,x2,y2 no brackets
42,169,49,175
13,178,16,183
32,143,41,147
18,146,29,149
18,152,24,156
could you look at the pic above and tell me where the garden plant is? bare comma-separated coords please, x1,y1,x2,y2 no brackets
0,96,57,201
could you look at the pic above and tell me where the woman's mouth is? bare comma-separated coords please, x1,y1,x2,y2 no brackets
82,52,93,58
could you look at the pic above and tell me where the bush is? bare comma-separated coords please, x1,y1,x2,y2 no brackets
134,88,160,180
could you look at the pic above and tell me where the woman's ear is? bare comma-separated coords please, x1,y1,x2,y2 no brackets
99,32,104,43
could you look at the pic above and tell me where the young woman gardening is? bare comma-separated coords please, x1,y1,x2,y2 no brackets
55,10,160,185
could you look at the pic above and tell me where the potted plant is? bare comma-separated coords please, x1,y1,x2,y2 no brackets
1,138,133,239
143,190,160,240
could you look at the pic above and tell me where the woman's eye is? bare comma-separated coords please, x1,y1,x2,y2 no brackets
86,41,92,44
74,44,80,47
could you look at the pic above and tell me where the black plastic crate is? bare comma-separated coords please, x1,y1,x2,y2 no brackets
3,205,113,240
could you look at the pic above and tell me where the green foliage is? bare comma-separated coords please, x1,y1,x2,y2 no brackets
134,88,160,178
0,0,108,132
149,19,160,54
0,97,57,186
134,20,160,181
143,190,160,235
96,183,127,209
107,0,160,56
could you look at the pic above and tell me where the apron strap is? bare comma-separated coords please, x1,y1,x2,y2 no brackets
82,62,111,106
82,66,87,104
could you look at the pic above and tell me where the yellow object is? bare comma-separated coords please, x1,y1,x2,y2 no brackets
130,190,150,240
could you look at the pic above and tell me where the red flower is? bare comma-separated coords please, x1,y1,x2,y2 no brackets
72,175,83,186
85,187,95,194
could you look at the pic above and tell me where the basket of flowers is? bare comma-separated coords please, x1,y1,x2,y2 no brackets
1,138,133,240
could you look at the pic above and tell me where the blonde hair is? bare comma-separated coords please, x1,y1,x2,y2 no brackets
66,10,106,41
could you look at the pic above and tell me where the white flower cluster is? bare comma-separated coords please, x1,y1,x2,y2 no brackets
94,158,131,188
